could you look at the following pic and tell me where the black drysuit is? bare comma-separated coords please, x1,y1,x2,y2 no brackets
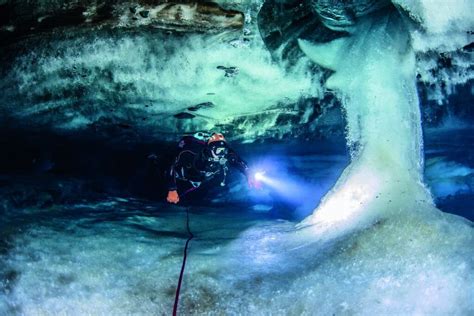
167,136,249,195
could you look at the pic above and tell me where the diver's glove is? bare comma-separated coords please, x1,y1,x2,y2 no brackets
167,190,180,204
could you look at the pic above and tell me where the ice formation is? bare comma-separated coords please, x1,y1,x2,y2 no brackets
1,29,320,141
297,7,429,231
281,2,474,313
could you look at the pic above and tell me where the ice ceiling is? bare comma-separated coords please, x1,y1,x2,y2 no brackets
0,0,471,142
0,0,473,314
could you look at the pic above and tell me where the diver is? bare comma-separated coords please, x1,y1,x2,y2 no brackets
166,132,259,204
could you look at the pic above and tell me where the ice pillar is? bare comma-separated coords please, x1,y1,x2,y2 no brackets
298,9,432,230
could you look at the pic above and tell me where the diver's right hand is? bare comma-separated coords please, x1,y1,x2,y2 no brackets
167,190,180,204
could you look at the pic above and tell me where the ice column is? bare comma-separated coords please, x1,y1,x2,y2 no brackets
298,9,432,230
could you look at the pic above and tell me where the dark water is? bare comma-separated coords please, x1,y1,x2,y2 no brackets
424,126,474,221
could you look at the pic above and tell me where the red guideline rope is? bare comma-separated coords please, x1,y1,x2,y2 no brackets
173,208,194,316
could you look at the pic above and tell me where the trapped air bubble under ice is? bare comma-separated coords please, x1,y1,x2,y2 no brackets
0,0,473,315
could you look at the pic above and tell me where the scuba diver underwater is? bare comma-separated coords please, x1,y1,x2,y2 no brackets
166,132,261,204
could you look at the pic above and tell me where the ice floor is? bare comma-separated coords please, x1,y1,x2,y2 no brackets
0,128,473,315
0,198,281,314
1,196,472,315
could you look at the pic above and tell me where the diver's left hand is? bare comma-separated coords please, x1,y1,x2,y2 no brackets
167,190,180,204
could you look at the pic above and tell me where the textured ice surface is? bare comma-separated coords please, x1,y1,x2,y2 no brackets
393,0,473,51
1,31,320,140
0,197,472,315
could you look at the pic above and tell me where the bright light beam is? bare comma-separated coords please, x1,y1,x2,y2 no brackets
252,169,312,206
254,171,266,181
